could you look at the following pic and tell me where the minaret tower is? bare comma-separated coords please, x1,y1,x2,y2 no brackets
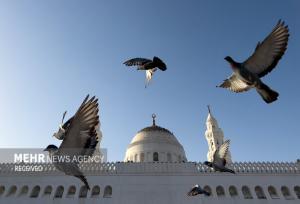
205,106,232,163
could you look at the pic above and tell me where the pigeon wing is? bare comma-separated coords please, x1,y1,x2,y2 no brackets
213,140,230,166
153,56,167,71
123,58,152,67
218,74,251,93
243,20,289,78
187,187,198,196
59,95,99,157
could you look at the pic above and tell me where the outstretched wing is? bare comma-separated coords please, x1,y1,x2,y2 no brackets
243,20,289,78
217,74,251,93
217,140,230,159
213,140,230,166
153,56,167,71
59,95,99,157
123,58,152,67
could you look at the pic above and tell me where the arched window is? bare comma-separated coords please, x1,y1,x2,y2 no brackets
167,153,172,162
216,186,225,197
43,186,52,197
79,186,88,198
255,186,266,199
153,152,159,162
242,186,253,199
203,186,212,196
67,186,76,198
30,186,40,198
0,186,5,197
140,153,145,162
6,185,17,197
54,186,64,198
229,186,238,197
281,186,293,200
91,186,100,198
268,186,279,199
134,154,138,162
19,186,29,197
294,186,300,199
104,185,112,198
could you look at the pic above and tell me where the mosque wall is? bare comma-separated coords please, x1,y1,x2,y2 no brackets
0,162,299,204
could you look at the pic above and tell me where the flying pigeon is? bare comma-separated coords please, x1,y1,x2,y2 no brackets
218,20,289,103
187,185,211,196
204,140,235,174
123,56,167,87
44,95,99,190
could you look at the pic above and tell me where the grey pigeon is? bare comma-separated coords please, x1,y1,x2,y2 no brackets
44,95,99,190
218,20,289,103
204,140,235,174
123,56,167,87
187,185,210,196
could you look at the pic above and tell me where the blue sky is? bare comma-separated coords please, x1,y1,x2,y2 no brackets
0,0,299,162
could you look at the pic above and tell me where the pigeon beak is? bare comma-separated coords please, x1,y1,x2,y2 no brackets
43,148,47,151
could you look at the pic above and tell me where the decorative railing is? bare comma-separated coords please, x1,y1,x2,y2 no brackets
0,161,299,176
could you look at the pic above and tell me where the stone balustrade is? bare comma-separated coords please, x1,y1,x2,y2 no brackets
0,161,298,176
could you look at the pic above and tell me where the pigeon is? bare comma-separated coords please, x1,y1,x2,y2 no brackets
44,95,99,190
187,185,211,196
123,56,167,87
218,20,289,103
204,140,235,174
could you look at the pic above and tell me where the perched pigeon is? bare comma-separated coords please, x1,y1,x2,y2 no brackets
218,20,289,103
123,56,167,87
44,95,99,190
204,140,235,174
187,185,210,196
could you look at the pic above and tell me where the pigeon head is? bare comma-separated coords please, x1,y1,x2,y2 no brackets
204,161,212,167
224,56,239,69
43,144,58,152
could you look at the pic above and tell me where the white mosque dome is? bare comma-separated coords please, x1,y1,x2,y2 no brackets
124,114,187,162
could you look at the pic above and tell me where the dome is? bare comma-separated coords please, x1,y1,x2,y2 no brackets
124,114,187,162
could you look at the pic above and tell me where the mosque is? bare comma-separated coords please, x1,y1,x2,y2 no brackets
0,110,299,204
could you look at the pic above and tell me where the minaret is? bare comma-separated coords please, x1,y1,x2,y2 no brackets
205,106,232,163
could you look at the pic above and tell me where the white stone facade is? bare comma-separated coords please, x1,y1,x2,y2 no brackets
0,162,299,204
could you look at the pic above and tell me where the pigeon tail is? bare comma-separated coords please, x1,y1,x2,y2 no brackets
75,175,90,190
256,82,279,104
223,167,235,174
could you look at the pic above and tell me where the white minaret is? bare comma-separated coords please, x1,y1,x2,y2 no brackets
205,106,232,163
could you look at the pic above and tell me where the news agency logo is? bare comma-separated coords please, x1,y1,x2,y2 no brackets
13,154,104,163
14,164,44,172
0,148,108,173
